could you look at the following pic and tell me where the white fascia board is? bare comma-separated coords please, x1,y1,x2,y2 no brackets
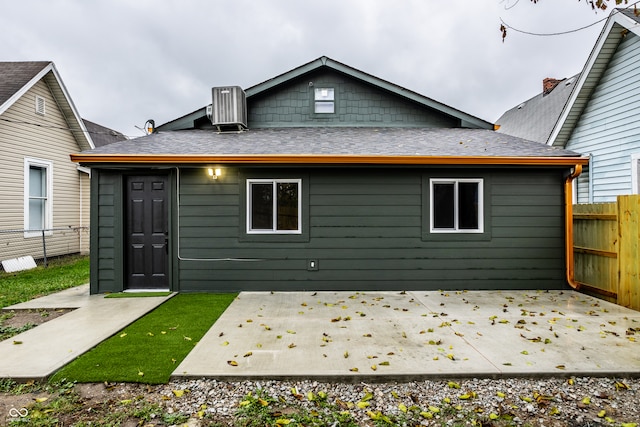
547,10,640,147
48,63,95,149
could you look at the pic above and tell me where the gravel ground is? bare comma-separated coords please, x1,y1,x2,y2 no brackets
144,376,640,426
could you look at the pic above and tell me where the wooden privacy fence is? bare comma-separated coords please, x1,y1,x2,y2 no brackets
573,194,640,310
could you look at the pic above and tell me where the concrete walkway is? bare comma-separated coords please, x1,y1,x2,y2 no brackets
174,290,640,380
0,285,172,381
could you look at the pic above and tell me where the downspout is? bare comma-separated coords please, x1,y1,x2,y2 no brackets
565,164,583,290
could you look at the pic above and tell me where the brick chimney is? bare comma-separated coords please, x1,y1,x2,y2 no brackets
543,78,561,95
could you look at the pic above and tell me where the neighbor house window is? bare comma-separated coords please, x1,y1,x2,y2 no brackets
24,158,53,236
247,179,301,233
632,153,640,195
430,179,483,233
314,88,334,113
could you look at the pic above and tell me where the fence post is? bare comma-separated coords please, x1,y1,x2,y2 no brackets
41,229,48,268
617,195,640,310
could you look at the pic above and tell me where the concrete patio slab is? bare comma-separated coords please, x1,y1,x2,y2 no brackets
0,286,173,381
173,290,640,381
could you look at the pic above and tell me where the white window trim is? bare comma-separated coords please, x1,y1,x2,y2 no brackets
430,178,484,233
35,95,46,115
247,178,302,234
631,153,640,195
24,157,53,238
314,87,335,114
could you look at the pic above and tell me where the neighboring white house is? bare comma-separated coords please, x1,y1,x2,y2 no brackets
0,61,124,265
498,9,640,204
548,9,640,203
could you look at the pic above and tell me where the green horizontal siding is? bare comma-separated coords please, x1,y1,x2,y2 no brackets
175,167,567,292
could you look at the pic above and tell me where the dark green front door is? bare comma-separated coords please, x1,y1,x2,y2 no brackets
125,175,169,289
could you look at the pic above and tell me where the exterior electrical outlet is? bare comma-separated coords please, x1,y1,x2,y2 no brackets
308,259,319,271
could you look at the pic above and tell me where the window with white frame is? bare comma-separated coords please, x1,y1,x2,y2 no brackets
430,178,483,232
247,179,301,233
24,158,53,235
314,88,335,114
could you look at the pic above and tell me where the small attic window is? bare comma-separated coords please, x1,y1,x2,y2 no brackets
35,95,46,115
314,88,335,113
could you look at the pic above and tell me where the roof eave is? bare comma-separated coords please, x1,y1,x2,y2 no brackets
70,153,589,167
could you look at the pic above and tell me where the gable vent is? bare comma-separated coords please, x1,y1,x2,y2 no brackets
211,86,247,131
35,95,46,115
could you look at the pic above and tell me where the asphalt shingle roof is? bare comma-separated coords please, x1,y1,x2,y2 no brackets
83,127,580,158
0,62,50,107
496,75,578,144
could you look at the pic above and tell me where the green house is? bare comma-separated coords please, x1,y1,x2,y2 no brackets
72,56,588,294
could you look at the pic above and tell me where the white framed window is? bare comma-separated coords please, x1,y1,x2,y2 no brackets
247,179,302,234
314,88,334,114
632,153,640,195
430,178,483,233
35,95,46,115
24,158,53,236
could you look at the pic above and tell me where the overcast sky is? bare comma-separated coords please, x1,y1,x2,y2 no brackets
0,0,618,137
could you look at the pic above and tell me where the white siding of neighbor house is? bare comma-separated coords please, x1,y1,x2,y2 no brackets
566,32,640,203
0,79,85,260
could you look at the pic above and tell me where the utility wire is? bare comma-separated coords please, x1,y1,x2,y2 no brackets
500,2,640,37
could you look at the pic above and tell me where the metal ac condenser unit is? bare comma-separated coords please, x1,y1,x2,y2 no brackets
211,86,247,131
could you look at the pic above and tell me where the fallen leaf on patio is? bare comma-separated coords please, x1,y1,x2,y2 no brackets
363,333,372,337
344,351,349,359
349,367,359,372
398,403,407,412
447,353,455,360
401,331,407,338
357,401,370,408
496,391,506,398
331,317,341,322
172,390,186,397
243,352,253,357
221,341,229,346
288,343,296,348
420,411,433,419
227,360,238,366
521,350,528,355
447,381,461,389
556,365,566,370
379,361,390,366
12,341,22,345
582,396,591,405
370,365,377,371
598,409,606,418
286,329,296,334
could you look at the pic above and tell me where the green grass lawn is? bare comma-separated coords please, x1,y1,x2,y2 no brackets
50,293,237,384
0,255,90,308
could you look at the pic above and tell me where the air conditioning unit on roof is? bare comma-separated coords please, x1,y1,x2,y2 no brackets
211,86,247,131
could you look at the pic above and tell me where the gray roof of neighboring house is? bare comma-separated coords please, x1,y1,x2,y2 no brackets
81,127,580,158
82,119,128,147
496,75,578,144
0,61,50,106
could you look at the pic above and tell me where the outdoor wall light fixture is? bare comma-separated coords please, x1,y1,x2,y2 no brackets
207,168,222,180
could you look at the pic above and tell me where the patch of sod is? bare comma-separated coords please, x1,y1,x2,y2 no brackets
104,292,172,298
50,293,237,384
